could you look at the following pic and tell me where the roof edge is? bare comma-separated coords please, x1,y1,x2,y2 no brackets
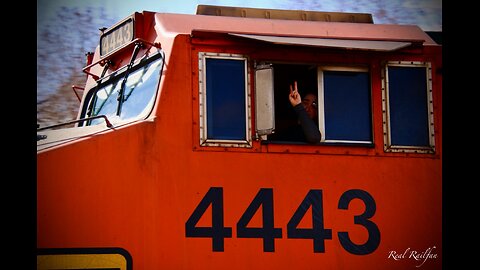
196,4,374,23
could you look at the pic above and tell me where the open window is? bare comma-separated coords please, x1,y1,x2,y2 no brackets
271,64,318,143
382,61,435,153
256,63,373,145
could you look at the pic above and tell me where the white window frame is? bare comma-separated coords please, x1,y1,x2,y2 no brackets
198,52,252,148
381,61,435,153
317,66,373,144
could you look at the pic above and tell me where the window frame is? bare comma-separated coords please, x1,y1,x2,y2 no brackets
198,52,252,148
317,66,373,145
381,61,435,154
80,50,164,126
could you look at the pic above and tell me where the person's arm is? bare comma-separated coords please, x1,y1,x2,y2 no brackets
293,104,321,143
289,81,321,143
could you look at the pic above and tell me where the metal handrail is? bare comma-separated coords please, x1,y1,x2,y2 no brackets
82,38,161,80
71,85,84,102
37,115,113,131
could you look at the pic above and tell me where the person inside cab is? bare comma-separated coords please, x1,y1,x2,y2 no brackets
270,81,321,144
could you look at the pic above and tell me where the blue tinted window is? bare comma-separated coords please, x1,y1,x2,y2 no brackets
206,58,246,140
89,54,163,125
323,71,372,142
388,66,429,146
121,59,163,119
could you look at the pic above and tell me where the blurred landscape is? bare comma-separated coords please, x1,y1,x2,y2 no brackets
37,6,117,127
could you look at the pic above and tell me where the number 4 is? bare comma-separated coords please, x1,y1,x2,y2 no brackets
185,187,232,251
287,190,332,253
237,188,282,252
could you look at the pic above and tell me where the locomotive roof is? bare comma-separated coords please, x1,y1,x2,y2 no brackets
152,9,438,46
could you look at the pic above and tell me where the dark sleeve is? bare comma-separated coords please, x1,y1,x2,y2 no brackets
293,104,322,143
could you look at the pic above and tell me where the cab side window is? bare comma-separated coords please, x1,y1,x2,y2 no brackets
259,63,373,145
198,52,252,147
319,67,372,144
269,64,318,142
382,61,435,153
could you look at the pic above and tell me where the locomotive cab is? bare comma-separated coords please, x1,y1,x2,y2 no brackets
37,6,440,156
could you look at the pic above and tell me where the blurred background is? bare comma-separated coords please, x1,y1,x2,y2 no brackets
37,0,442,127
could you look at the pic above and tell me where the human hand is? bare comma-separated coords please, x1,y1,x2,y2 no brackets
289,81,302,106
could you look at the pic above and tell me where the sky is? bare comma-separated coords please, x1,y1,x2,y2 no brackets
38,0,442,31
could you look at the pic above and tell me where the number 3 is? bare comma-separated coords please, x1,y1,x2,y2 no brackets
337,189,380,255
